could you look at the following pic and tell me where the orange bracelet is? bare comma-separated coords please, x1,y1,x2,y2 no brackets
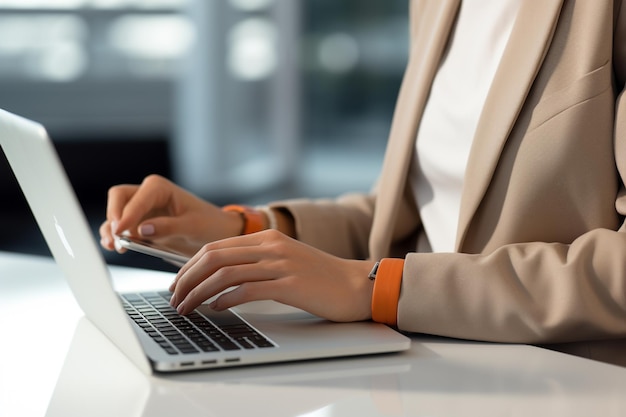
222,205,266,235
371,258,404,327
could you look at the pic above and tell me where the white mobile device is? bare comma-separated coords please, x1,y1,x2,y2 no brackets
114,235,190,267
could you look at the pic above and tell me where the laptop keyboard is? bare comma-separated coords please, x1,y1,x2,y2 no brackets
121,291,275,355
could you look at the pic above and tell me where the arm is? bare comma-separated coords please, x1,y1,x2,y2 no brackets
267,192,377,260
398,230,626,344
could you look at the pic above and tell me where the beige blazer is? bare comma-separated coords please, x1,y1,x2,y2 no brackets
275,0,626,366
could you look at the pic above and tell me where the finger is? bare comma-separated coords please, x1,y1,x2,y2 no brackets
99,220,115,251
176,262,279,314
169,233,269,292
106,184,138,228
210,279,284,311
113,176,175,235
171,244,267,298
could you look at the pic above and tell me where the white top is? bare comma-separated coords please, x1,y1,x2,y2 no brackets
411,0,522,252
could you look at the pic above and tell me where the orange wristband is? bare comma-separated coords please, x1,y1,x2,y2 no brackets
222,205,265,235
371,258,404,326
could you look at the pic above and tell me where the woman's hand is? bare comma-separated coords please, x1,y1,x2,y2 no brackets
169,229,376,323
99,174,243,258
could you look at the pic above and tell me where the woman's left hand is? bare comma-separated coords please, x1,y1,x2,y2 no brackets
169,229,376,322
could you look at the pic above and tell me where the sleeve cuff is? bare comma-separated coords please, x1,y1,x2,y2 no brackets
256,206,278,230
371,258,404,327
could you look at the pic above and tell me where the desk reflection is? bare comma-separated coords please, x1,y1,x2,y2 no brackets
45,317,413,417
46,317,626,417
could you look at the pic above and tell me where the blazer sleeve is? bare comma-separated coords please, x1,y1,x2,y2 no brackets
268,192,376,260
396,38,626,344
398,228,626,344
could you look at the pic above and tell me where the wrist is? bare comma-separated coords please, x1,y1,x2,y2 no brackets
222,205,266,235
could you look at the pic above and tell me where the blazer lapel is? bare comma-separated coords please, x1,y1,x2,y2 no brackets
455,0,565,250
370,0,460,259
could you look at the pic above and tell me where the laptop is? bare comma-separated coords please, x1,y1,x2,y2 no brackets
0,108,410,374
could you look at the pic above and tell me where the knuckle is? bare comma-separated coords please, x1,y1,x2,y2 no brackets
200,241,219,253
142,174,163,185
264,228,282,238
260,229,286,245
186,287,201,304
175,276,192,294
198,247,217,264
269,241,289,259
212,265,236,283
258,228,278,243
107,184,124,198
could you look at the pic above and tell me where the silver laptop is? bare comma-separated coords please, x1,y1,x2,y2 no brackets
0,108,410,374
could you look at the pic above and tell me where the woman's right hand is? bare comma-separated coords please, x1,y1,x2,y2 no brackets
99,174,244,258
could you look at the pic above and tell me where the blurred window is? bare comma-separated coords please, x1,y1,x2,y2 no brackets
0,0,190,136
0,0,408,198
0,0,190,81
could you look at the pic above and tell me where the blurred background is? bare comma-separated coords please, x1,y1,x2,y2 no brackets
0,0,408,271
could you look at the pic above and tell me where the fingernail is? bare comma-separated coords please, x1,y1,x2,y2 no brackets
139,223,155,236
170,294,178,307
176,301,186,315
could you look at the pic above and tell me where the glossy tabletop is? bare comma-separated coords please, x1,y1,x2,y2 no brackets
2,251,626,417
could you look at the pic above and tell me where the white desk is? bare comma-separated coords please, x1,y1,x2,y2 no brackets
2,251,626,417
